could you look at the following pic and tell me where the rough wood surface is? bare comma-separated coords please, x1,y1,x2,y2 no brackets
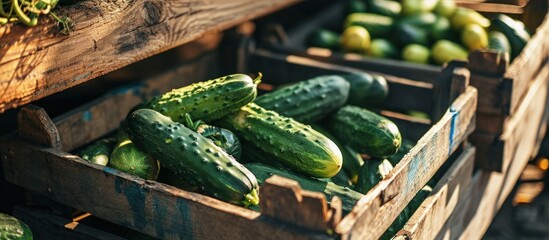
396,146,476,240
336,87,477,240
13,205,125,240
0,0,300,113
17,105,62,150
456,2,525,13
1,138,332,240
53,52,217,152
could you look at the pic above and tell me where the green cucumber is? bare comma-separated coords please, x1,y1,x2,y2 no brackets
356,159,393,194
387,139,415,166
245,163,363,212
78,137,116,166
488,31,512,56
217,103,343,178
346,0,367,14
330,169,354,188
431,40,468,65
183,114,241,160
368,39,399,59
402,44,431,64
342,72,389,106
109,132,160,180
132,74,259,123
307,29,341,50
254,75,350,123
491,14,531,59
344,13,395,38
126,109,259,206
368,0,401,18
311,124,363,184
401,0,439,15
395,22,430,47
329,106,402,158
431,16,453,41
0,213,33,240
399,12,437,28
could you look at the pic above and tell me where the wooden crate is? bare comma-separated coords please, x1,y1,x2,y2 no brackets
0,53,476,239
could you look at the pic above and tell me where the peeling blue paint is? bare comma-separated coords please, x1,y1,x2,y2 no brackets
82,111,92,122
448,107,459,155
177,198,193,240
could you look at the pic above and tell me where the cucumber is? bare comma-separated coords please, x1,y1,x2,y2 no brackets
311,124,363,184
254,75,350,123
451,7,490,30
461,23,488,51
245,163,363,212
132,74,259,123
356,158,393,194
217,103,343,178
402,44,431,64
488,31,511,56
329,106,402,158
399,12,437,28
109,132,160,180
126,109,259,206
330,168,354,188
368,0,401,18
395,22,430,47
340,26,371,54
344,13,394,38
387,139,415,166
401,0,439,15
78,137,116,166
0,213,33,240
367,39,399,59
346,0,367,14
431,16,453,41
434,0,456,17
183,114,241,160
342,72,389,107
491,14,531,59
307,29,340,50
431,40,468,65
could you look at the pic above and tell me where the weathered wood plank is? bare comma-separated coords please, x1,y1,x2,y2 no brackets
53,52,217,152
336,87,477,240
396,146,475,240
456,2,525,13
13,205,126,240
17,105,62,150
1,138,332,240
0,0,301,113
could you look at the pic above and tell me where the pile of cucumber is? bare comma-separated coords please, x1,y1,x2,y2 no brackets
307,0,531,65
76,72,427,235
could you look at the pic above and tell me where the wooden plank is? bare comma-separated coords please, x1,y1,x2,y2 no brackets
456,2,525,13
13,205,126,240
469,73,507,117
53,52,217,152
0,0,301,113
0,138,332,240
395,146,476,240
17,105,62,150
336,87,477,240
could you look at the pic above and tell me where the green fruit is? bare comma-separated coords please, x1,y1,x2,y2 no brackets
132,74,259,123
329,106,402,158
0,213,33,240
217,103,343,178
346,0,367,14
110,135,160,180
255,75,350,123
341,26,371,53
183,114,242,160
356,158,393,194
491,14,531,59
78,137,116,166
342,72,389,106
400,12,437,28
401,0,439,15
488,31,511,56
461,23,488,51
126,109,259,206
396,22,430,46
368,39,399,59
307,29,341,50
402,44,431,64
369,0,401,17
387,139,415,166
434,0,456,17
344,13,394,38
431,16,453,40
245,163,363,212
431,40,468,65
451,7,490,30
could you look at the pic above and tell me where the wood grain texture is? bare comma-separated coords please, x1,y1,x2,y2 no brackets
17,105,62,150
0,0,300,113
336,87,477,240
456,2,525,13
13,205,126,240
396,146,475,240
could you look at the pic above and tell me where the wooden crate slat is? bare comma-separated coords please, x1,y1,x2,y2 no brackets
336,87,477,240
1,139,331,240
455,2,525,13
396,146,476,240
0,0,301,113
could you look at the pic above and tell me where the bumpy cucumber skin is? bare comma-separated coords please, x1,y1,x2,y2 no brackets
356,158,393,194
133,74,258,123
245,163,363,212
0,213,33,240
255,75,350,123
78,138,116,166
126,109,259,206
329,106,402,158
217,103,343,178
